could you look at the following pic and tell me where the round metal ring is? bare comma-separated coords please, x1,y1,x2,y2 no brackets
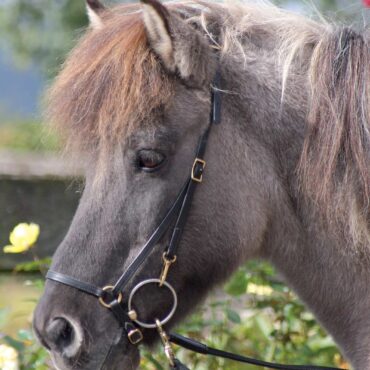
99,285,123,309
127,278,178,329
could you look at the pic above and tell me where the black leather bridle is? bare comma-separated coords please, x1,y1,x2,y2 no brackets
46,71,344,370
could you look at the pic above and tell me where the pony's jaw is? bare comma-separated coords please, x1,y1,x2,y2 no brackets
50,350,140,370
49,351,140,370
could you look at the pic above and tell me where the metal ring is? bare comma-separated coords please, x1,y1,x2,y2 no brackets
127,278,178,329
99,285,123,309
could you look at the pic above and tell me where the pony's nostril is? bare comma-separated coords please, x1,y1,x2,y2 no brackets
46,317,82,357
47,318,73,349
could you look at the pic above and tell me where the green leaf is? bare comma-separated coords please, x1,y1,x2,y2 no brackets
253,313,273,340
143,353,165,370
15,258,52,272
225,308,241,324
224,269,248,296
307,336,337,351
17,329,33,341
3,335,25,352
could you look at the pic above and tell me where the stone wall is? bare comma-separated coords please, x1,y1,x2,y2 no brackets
0,150,81,270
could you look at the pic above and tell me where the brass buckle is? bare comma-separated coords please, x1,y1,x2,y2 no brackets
127,328,143,345
191,158,206,183
98,285,123,309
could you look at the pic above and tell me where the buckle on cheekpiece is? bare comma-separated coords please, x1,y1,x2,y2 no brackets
191,158,206,183
127,328,143,345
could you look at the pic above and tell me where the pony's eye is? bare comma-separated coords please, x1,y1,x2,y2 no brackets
137,150,166,172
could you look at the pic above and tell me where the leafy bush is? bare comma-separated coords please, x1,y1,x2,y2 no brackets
1,225,349,369
141,261,348,369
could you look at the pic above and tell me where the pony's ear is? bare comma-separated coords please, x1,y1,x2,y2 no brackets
141,0,215,86
86,0,106,30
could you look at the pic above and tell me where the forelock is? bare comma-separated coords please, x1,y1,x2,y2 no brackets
46,4,174,155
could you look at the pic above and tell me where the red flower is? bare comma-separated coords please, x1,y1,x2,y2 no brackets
363,0,370,7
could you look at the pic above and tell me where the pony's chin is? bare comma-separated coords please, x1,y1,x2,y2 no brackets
101,344,141,370
49,344,140,370
101,357,140,370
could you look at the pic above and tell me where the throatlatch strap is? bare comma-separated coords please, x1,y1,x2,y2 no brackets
169,333,345,370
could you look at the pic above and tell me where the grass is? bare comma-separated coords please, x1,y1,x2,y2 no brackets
0,121,59,152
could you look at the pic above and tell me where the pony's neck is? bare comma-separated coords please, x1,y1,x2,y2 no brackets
254,78,370,370
268,208,370,370
264,86,370,370
220,52,370,369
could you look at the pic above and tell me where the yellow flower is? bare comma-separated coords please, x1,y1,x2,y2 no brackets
3,223,40,254
247,283,273,296
0,344,19,370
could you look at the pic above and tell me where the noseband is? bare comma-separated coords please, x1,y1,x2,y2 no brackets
46,71,344,370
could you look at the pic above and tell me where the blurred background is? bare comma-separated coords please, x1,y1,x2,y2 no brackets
0,0,368,369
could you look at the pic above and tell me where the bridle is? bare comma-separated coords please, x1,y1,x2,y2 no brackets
46,71,344,370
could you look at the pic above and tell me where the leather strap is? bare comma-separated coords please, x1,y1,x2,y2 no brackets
46,270,106,298
110,299,132,327
166,127,210,259
46,178,192,296
112,179,191,295
169,333,345,370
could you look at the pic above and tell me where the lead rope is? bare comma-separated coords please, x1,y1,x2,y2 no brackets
154,317,344,370
166,333,344,370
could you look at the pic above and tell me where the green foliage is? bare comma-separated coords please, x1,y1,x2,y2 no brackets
14,258,52,273
1,286,49,370
0,121,59,152
0,0,361,78
1,322,49,370
1,260,348,369
0,0,88,77
141,261,347,369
